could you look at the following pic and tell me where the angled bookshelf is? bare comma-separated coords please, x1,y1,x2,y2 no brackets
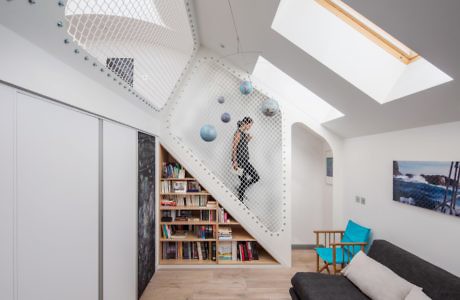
158,144,278,266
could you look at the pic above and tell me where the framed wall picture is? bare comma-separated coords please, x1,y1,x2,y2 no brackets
393,160,460,217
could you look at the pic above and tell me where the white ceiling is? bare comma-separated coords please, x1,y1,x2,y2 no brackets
194,0,460,138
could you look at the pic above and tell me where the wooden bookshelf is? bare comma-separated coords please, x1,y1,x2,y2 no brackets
160,237,217,242
160,206,217,211
217,250,278,265
160,221,217,225
218,219,239,225
158,144,277,266
160,192,210,196
159,258,217,265
161,178,197,181
223,228,256,241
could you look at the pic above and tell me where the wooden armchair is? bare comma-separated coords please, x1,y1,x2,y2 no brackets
314,221,370,274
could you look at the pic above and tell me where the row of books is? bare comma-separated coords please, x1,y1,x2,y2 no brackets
160,195,209,207
162,242,217,261
161,210,216,222
162,162,186,179
218,227,232,241
218,207,231,223
218,241,260,261
161,225,215,239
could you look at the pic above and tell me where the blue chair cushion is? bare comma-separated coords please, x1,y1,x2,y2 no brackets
341,220,371,254
315,247,351,264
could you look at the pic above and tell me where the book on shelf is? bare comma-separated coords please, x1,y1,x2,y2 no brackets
160,199,176,206
197,242,203,260
162,242,179,259
218,207,231,223
218,241,232,261
218,226,232,241
162,162,186,179
161,181,193,193
172,230,187,239
161,224,214,239
207,200,217,207
236,241,259,261
172,181,187,193
160,195,208,207
187,181,201,192
162,241,216,261
211,242,216,261
199,210,215,222
232,241,238,261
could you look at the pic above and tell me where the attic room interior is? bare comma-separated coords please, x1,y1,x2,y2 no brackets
1,0,460,299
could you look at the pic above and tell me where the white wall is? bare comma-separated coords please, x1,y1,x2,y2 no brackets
291,123,333,245
343,121,460,276
0,24,160,135
0,84,15,300
16,92,99,300
103,121,138,300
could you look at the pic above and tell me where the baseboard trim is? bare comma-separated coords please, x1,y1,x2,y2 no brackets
292,244,316,250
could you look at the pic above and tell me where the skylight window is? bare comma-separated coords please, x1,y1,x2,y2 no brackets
317,0,419,65
252,56,344,123
272,0,453,104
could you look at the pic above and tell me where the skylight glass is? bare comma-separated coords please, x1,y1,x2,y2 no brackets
319,0,419,64
252,56,344,123
272,0,453,104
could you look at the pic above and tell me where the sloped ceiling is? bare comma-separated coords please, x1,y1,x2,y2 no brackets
194,0,460,138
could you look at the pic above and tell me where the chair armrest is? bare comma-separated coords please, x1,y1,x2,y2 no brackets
331,242,367,266
330,242,367,247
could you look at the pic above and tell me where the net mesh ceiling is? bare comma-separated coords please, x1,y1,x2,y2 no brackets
65,0,196,109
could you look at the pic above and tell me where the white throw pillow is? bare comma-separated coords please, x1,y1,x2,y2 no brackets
405,287,431,300
342,251,414,300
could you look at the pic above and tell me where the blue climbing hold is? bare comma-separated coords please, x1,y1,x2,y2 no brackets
239,80,253,95
200,124,217,142
261,98,280,117
221,112,231,123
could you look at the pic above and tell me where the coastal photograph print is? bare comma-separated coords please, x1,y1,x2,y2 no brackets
393,160,460,217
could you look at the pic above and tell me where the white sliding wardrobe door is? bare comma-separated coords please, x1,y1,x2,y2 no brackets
16,93,99,300
103,121,137,300
0,85,15,300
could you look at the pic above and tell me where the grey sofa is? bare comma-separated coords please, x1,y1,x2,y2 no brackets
290,240,460,300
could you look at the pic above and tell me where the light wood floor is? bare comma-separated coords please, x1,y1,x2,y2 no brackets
140,249,316,300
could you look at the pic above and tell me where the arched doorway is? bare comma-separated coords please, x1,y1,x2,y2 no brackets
291,123,333,246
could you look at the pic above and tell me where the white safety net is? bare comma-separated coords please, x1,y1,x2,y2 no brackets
169,58,285,232
65,0,196,109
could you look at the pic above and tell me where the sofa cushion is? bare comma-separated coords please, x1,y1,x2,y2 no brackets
342,251,414,300
405,287,431,300
368,240,460,300
291,272,369,300
289,287,300,300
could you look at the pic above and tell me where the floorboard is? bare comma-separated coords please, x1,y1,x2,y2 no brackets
140,249,316,300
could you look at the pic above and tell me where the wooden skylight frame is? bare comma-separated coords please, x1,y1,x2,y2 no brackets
316,0,420,64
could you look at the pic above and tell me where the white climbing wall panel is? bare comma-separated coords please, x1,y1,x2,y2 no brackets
162,51,291,265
